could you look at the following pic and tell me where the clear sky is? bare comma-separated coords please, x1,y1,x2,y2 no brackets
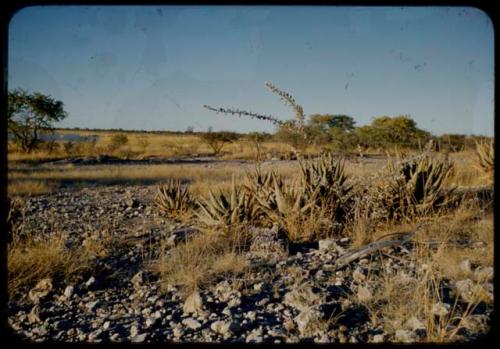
8,6,494,136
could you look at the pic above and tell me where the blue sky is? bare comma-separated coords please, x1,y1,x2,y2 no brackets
8,6,494,136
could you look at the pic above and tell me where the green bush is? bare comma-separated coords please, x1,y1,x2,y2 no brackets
108,134,129,152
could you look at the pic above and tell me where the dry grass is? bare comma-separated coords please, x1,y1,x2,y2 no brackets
7,180,54,196
8,161,298,197
353,200,493,343
151,226,249,295
7,211,120,298
8,231,95,298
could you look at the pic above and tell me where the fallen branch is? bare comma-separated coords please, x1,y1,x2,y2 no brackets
334,223,424,270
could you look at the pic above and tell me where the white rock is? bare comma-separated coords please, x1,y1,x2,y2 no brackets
294,307,324,337
455,279,477,303
29,278,53,304
253,283,263,292
145,317,159,328
182,318,202,330
371,334,385,343
131,333,147,342
246,327,264,343
246,311,256,321
474,266,493,282
214,280,233,302
27,305,42,323
357,285,373,302
131,271,145,289
459,259,472,274
352,268,366,283
182,290,207,316
130,324,139,337
63,285,74,299
210,320,240,337
173,327,183,338
395,329,416,343
86,301,100,312
432,302,450,317
227,296,241,309
284,283,322,311
318,239,336,251
85,276,96,288
404,317,426,332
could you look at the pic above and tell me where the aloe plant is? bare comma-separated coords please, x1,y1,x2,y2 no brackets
380,152,455,220
195,177,259,228
474,139,494,173
154,180,193,217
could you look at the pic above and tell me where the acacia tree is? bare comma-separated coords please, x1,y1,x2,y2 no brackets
200,130,239,156
8,89,68,153
355,115,430,149
308,114,356,132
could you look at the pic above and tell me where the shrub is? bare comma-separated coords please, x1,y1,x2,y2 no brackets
108,134,129,152
246,132,271,162
199,131,239,156
39,140,60,154
63,141,75,155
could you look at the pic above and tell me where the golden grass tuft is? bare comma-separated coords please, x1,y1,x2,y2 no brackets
151,227,249,295
8,180,54,196
8,232,92,298
353,200,493,343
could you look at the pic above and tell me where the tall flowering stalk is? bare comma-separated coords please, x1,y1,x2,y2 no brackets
202,105,285,127
264,82,305,134
203,82,308,156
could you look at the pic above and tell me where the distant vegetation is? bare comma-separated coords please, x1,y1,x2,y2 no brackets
7,86,492,159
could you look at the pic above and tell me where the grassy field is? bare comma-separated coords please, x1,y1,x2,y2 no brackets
6,130,494,343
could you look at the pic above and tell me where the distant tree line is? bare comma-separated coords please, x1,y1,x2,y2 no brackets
7,89,491,154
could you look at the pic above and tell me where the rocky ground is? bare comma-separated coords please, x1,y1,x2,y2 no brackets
7,185,493,343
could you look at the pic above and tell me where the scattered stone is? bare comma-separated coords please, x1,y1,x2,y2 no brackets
29,278,53,304
294,307,325,337
459,259,472,275
84,276,96,290
284,283,322,311
183,290,207,317
371,334,385,343
473,266,493,282
131,271,145,289
131,333,147,343
357,286,373,303
63,285,75,299
182,318,202,330
246,327,264,343
395,330,416,343
27,305,43,324
318,239,336,251
352,268,366,283
210,320,240,337
432,302,450,317
86,301,100,312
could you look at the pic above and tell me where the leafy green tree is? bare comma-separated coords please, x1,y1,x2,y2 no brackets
356,115,430,149
8,89,68,153
308,114,356,132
